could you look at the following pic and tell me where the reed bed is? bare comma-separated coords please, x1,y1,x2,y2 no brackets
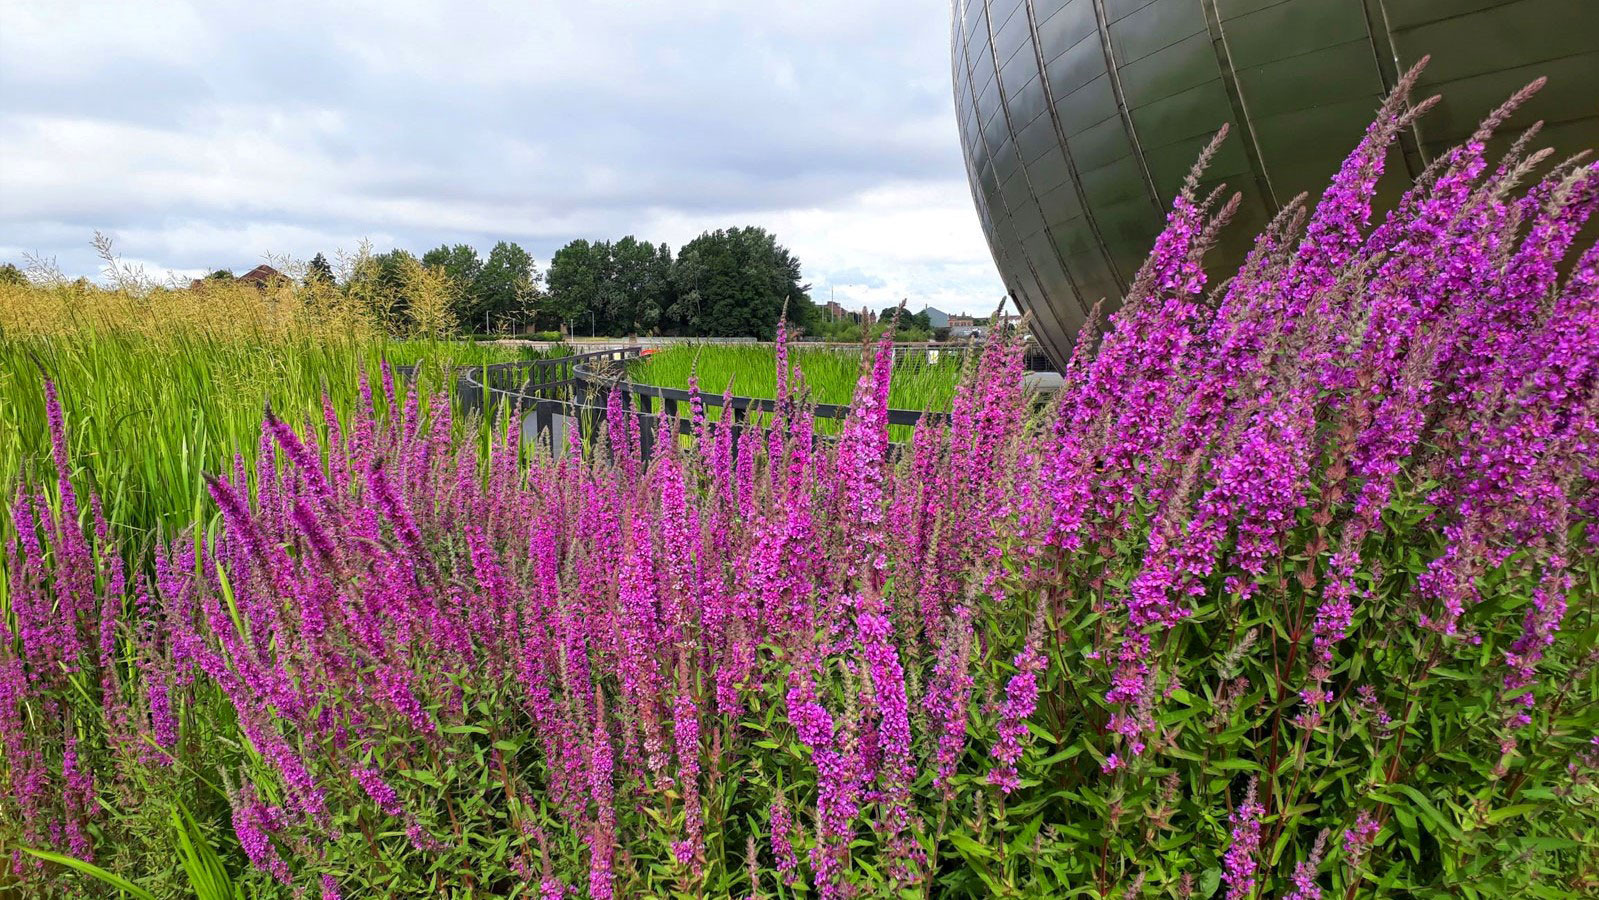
631,342,965,442
632,343,963,413
0,279,545,542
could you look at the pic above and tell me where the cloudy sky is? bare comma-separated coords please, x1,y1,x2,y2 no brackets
0,0,1008,314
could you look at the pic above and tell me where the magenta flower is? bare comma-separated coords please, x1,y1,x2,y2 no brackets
1222,779,1263,900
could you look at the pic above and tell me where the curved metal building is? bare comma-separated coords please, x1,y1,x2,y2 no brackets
952,0,1599,368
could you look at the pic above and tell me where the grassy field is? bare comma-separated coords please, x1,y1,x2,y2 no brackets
630,343,965,415
0,280,548,543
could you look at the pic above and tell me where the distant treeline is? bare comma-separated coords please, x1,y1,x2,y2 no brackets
277,226,821,339
2,226,948,341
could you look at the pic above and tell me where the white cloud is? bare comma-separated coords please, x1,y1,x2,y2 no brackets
0,0,1007,314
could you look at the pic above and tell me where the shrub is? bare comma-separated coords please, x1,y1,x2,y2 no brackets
2,69,1597,898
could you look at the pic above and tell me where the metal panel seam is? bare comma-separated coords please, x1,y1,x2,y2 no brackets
959,0,1075,365
1025,0,1129,299
1359,0,1428,178
1199,0,1281,212
982,0,1090,337
1089,0,1165,213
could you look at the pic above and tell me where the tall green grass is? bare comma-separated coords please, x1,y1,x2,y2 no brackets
0,330,543,544
630,343,964,416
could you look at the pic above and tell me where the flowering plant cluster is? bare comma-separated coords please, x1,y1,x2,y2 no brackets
4,69,1598,898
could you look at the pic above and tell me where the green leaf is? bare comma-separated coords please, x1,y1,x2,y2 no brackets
1026,722,1058,743
1485,803,1539,825
1036,743,1084,767
401,768,442,789
1386,783,1463,840
948,832,993,860
19,847,158,900
1007,814,1045,857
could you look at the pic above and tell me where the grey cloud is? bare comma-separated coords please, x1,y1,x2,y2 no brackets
0,0,1006,313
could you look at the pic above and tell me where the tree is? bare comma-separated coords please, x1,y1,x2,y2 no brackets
206,269,235,281
667,227,812,339
398,256,457,339
422,244,485,327
372,250,420,331
339,248,418,333
545,239,607,335
305,253,335,287
878,305,931,335
608,237,672,336
547,237,676,336
0,263,26,286
474,241,539,333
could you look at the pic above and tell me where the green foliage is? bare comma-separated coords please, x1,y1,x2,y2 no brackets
18,848,158,900
170,803,247,900
812,314,931,344
420,244,484,296
880,306,933,334
304,253,334,288
337,241,539,336
474,241,540,333
344,248,418,331
549,230,816,339
545,238,608,333
668,226,815,339
606,235,672,335
0,329,542,542
631,343,963,440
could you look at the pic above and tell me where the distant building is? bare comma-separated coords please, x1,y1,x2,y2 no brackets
921,306,950,329
947,315,975,328
821,301,877,326
191,264,287,290
238,264,286,287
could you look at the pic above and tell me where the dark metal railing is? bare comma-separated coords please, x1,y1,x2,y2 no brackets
565,358,943,460
405,345,942,460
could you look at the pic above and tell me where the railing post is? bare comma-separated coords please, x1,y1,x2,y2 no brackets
637,393,655,461
535,399,554,452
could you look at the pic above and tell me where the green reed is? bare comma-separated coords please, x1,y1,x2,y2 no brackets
0,328,544,544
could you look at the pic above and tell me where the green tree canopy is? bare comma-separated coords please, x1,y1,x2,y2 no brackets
341,249,418,331
474,241,539,332
606,237,672,336
546,237,673,336
305,253,335,287
421,244,485,326
667,227,812,339
878,305,931,334
545,239,606,335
